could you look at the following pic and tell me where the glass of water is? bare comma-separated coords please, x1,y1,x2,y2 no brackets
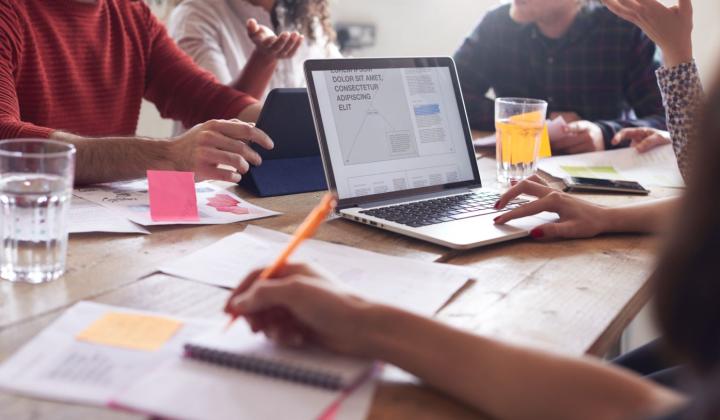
495,98,548,184
0,139,76,284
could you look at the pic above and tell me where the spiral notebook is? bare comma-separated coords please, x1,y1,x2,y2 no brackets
113,323,374,420
183,324,372,391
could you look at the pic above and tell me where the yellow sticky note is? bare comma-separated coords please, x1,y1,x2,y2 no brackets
76,312,183,351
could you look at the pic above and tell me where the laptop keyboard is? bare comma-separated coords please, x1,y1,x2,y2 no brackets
359,192,528,228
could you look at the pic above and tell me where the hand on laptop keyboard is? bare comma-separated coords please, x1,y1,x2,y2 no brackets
361,192,527,228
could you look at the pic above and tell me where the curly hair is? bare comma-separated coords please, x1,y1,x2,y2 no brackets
272,0,336,45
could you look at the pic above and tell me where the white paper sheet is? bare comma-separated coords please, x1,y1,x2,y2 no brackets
546,115,568,140
0,302,213,407
74,180,280,226
68,197,149,234
538,144,684,188
159,226,474,317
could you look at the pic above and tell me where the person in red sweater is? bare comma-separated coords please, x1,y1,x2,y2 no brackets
0,0,292,185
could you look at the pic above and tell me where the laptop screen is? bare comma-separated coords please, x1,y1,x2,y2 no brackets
307,59,479,203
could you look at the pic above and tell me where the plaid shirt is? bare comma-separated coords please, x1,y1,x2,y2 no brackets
454,4,666,148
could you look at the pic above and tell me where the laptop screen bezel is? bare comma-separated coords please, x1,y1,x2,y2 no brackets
304,57,482,210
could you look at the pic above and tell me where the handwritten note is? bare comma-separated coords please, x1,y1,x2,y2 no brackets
147,170,199,221
76,312,183,351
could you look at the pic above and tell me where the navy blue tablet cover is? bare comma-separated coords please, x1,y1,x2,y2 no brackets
241,88,327,197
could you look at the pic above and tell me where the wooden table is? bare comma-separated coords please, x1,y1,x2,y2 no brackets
0,155,679,420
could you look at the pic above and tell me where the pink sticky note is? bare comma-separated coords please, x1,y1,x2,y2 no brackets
147,170,199,221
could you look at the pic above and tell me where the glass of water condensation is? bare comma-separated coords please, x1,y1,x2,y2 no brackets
495,98,548,184
0,140,76,284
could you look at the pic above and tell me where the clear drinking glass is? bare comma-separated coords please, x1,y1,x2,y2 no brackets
495,98,548,184
0,139,76,284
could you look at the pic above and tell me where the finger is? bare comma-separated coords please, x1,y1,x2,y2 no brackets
259,34,278,49
612,128,656,144
634,134,670,153
227,278,299,316
196,164,242,183
602,0,641,23
495,177,554,209
224,268,264,313
269,32,291,54
494,193,562,225
678,0,693,15
200,131,263,166
197,146,251,174
611,128,652,145
280,33,303,58
246,18,259,34
203,120,274,150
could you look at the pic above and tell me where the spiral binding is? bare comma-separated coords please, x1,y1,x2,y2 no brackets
184,344,344,391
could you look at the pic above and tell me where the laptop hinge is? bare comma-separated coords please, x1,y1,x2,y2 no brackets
354,187,473,209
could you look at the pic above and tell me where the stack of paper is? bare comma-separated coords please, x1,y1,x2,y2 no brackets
159,226,475,317
74,180,280,226
538,144,684,188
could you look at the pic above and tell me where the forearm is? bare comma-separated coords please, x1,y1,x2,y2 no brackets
233,51,277,100
51,131,176,185
602,197,680,234
237,102,262,123
360,305,683,420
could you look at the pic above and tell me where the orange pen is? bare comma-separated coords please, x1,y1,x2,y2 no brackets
224,193,337,330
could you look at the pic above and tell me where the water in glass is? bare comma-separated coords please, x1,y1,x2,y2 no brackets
0,173,71,283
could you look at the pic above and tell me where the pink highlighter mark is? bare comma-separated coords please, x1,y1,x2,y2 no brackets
147,170,199,222
206,193,250,215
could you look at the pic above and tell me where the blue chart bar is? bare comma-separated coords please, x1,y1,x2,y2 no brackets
414,104,440,116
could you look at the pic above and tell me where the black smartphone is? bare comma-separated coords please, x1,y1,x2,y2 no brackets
563,177,650,195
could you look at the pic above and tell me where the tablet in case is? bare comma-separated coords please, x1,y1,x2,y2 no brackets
241,88,327,197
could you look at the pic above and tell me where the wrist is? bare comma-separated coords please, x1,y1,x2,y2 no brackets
662,45,693,69
355,303,432,363
160,138,185,171
250,49,278,67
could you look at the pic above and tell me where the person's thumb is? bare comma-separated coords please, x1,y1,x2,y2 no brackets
678,0,693,16
228,279,297,316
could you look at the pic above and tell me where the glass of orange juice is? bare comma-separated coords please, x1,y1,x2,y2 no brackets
495,98,548,184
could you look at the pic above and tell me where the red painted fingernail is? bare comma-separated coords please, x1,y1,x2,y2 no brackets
530,228,544,239
493,216,501,223
494,200,501,209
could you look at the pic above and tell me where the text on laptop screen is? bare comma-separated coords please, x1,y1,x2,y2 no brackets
312,67,475,200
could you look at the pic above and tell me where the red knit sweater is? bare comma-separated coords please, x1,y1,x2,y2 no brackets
0,0,256,139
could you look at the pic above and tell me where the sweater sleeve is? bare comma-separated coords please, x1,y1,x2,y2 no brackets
142,5,257,129
0,1,53,139
656,61,703,180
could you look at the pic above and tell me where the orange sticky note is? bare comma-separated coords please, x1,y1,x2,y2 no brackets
147,170,199,221
539,125,552,158
76,312,183,351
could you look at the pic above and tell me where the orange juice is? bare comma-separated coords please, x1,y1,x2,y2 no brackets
494,107,546,184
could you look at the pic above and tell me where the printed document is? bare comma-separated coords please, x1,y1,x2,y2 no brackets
159,226,474,316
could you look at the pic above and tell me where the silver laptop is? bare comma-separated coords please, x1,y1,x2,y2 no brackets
304,57,551,249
